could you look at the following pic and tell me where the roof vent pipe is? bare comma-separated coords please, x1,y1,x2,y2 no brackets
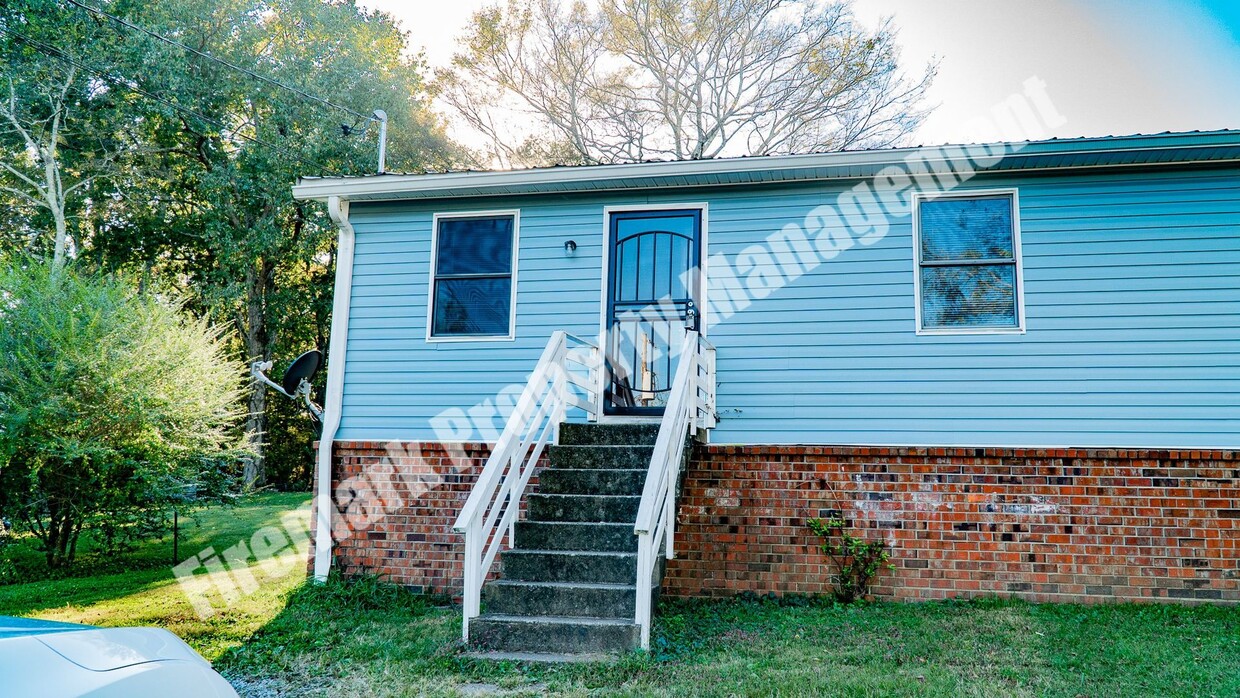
374,109,388,174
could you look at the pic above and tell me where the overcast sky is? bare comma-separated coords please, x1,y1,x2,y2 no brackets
358,0,1240,146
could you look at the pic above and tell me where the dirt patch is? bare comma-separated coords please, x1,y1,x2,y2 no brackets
228,675,319,698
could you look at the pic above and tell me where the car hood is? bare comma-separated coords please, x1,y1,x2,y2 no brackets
35,627,210,672
0,617,210,672
0,617,238,698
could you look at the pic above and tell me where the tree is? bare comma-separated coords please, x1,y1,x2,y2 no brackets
438,0,936,167
0,1,133,270
47,0,459,488
0,263,246,568
0,66,79,269
0,0,461,489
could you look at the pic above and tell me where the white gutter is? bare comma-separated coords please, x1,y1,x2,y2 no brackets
313,195,355,582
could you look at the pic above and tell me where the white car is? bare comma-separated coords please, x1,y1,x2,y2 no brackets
0,616,238,697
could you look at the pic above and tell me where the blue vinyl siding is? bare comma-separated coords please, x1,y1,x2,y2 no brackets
337,166,1240,448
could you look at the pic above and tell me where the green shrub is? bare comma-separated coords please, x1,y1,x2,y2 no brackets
807,514,895,603
0,262,247,568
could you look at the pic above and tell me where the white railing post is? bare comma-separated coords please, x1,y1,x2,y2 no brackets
507,451,518,546
552,339,568,439
635,535,652,649
689,341,699,431
664,467,676,560
702,340,717,430
462,526,480,641
588,344,601,422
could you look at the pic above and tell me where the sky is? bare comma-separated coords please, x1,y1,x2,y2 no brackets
357,0,1240,146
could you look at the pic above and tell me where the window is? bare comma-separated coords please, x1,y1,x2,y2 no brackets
914,191,1024,333
428,212,518,340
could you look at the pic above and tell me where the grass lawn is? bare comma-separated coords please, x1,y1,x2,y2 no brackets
4,492,1239,697
217,587,1240,698
0,491,312,660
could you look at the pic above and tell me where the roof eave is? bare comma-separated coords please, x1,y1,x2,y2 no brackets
291,146,928,201
291,132,1240,203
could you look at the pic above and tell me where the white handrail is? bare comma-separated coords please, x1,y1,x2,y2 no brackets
633,331,714,649
452,330,600,641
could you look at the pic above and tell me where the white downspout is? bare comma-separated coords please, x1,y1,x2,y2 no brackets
314,195,355,582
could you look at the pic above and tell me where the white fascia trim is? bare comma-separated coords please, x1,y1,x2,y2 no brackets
313,196,356,583
293,148,938,200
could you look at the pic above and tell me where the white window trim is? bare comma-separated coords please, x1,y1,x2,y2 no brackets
912,188,1026,336
426,209,520,343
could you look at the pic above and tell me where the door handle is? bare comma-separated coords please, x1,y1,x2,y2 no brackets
684,301,697,331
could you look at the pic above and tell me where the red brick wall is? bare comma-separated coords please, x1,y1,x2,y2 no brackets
310,441,541,595
317,441,1240,604
666,445,1240,603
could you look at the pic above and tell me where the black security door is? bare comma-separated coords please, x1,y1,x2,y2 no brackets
605,209,702,415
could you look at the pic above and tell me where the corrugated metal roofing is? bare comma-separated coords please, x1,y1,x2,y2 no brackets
292,129,1240,202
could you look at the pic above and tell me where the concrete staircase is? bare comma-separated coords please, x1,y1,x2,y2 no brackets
468,422,662,659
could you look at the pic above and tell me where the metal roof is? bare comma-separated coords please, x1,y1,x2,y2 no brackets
292,130,1240,203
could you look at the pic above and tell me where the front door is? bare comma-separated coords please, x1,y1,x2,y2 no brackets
605,209,702,416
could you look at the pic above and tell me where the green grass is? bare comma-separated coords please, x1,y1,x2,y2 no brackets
219,584,1240,698
4,493,1239,696
0,492,311,660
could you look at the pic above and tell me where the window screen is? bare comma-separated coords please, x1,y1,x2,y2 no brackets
917,194,1020,330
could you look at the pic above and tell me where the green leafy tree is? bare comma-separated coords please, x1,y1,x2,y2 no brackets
1,0,462,489
0,263,247,568
15,0,461,488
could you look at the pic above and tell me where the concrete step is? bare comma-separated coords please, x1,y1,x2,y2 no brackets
547,445,654,469
514,521,638,553
483,579,638,618
558,422,660,446
501,549,637,584
527,494,640,523
538,468,647,496
469,614,640,654
461,650,617,663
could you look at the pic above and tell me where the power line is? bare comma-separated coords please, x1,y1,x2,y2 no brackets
63,0,378,125
1,26,338,173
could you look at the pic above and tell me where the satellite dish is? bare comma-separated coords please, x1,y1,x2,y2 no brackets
250,349,325,424
281,349,323,396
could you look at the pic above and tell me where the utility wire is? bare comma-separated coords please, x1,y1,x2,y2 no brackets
1,26,338,173
63,0,378,125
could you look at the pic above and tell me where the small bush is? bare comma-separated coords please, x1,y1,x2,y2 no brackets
807,515,894,603
0,263,247,569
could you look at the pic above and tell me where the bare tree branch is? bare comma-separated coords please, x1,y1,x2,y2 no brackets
437,0,936,166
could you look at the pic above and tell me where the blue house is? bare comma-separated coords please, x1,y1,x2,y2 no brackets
293,130,1240,657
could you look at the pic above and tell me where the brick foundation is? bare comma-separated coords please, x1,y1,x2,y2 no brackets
669,445,1240,603
317,441,1240,603
310,441,541,595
